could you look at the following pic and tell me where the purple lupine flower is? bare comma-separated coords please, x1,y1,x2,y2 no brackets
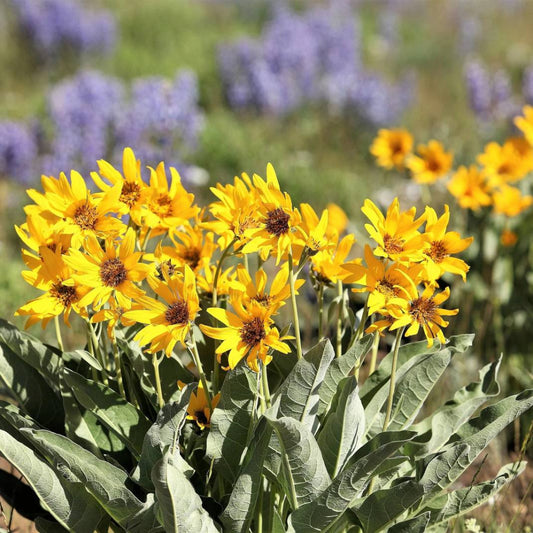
464,60,493,120
218,0,412,125
0,121,38,184
11,0,116,57
522,66,533,105
464,60,517,122
115,71,204,173
44,70,124,176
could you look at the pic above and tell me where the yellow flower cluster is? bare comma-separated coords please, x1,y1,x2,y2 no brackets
15,148,473,424
343,199,472,346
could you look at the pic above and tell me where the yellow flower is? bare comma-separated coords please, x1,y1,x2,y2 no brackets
514,105,533,145
91,147,149,226
292,203,331,261
343,245,423,315
407,140,453,184
196,264,236,300
200,298,292,372
242,164,303,263
142,162,199,237
492,185,533,217
184,381,220,430
421,206,473,282
92,298,136,340
389,284,458,347
370,129,413,170
123,265,199,356
362,198,426,263
26,171,124,249
500,228,518,247
230,265,303,314
165,223,216,274
16,247,88,329
15,214,72,283
447,165,492,211
310,233,355,285
477,140,530,186
326,203,349,238
208,172,261,250
64,228,150,310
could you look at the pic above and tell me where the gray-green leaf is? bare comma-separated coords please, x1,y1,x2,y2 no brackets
317,377,364,477
152,451,219,533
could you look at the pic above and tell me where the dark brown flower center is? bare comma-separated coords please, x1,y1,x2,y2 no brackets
100,258,127,287
73,204,98,230
120,181,141,207
150,194,173,218
252,293,272,306
383,233,404,255
265,208,290,237
165,300,189,325
156,259,177,280
376,279,399,299
194,410,208,426
426,157,442,172
428,240,448,263
390,139,404,155
240,317,266,347
182,248,201,270
50,282,78,307
409,297,437,324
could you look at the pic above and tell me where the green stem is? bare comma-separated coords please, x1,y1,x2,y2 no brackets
152,352,165,409
86,319,108,385
188,332,213,412
335,280,343,358
212,237,238,306
382,327,405,431
317,283,324,339
369,330,380,375
111,334,126,400
140,228,152,253
261,362,271,409
354,297,369,341
288,251,303,360
54,315,64,352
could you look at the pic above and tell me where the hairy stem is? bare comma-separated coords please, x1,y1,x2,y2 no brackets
288,251,302,359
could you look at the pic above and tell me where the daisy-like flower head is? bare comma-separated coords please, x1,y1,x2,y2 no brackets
26,170,124,249
64,228,150,311
514,105,533,146
294,203,332,261
370,128,413,170
91,147,149,226
208,172,261,250
325,203,349,238
16,214,72,283
231,264,303,315
407,140,453,184
311,233,355,286
421,206,473,282
447,165,492,211
142,162,199,237
362,198,426,263
200,296,292,372
196,264,236,300
16,247,88,329
242,164,303,263
343,244,424,315
477,140,530,186
389,283,458,347
500,228,518,247
182,381,220,430
166,223,216,274
492,184,533,217
123,265,199,357
92,298,137,340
